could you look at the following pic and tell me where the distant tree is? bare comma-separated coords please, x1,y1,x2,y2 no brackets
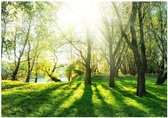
99,3,129,87
149,2,167,84
58,25,92,84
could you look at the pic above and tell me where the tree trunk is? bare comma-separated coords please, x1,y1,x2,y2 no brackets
138,2,147,72
26,41,31,82
109,50,115,87
109,22,115,87
130,3,146,97
11,61,20,80
109,65,115,87
114,68,118,78
155,2,167,85
1,22,6,59
156,59,167,85
11,17,32,81
132,48,146,96
113,2,146,96
26,71,31,82
156,71,167,85
35,71,38,83
85,32,91,84
85,64,91,84
26,33,39,82
68,71,71,81
35,77,38,83
12,49,23,81
137,69,146,96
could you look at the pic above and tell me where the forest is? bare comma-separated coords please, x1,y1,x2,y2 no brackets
1,1,167,117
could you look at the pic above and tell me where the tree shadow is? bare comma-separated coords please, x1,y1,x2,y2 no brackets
147,85,167,95
2,82,28,91
100,84,148,117
2,80,166,117
75,84,94,116
55,83,95,117
39,82,82,117
2,82,69,117
92,83,116,116
102,84,166,117
145,91,167,103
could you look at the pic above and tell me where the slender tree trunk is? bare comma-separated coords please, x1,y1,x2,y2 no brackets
35,71,38,83
113,2,146,96
26,35,39,82
26,41,31,82
137,69,146,96
156,2,167,85
109,43,115,87
85,64,91,84
114,68,118,78
156,58,167,85
68,71,71,81
109,65,115,87
35,76,38,83
133,48,146,96
26,72,31,82
11,60,20,80
1,22,6,59
129,2,146,96
14,27,17,66
85,33,91,84
130,3,146,96
11,17,32,81
138,2,147,72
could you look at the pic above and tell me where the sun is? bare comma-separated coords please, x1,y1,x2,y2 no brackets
57,1,101,30
54,1,101,65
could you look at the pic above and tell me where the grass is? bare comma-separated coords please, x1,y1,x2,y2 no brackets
2,74,167,117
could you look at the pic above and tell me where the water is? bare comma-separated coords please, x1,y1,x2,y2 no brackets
29,76,47,83
29,67,69,83
29,76,68,83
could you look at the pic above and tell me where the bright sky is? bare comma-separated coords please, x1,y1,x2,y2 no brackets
2,1,102,65
56,1,101,31
54,1,102,65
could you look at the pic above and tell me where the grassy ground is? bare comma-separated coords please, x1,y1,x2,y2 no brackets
2,74,167,117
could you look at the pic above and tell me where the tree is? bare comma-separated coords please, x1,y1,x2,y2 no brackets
1,2,13,58
25,38,39,82
113,2,147,97
12,15,32,80
99,3,130,87
138,2,147,73
148,2,167,84
58,25,92,84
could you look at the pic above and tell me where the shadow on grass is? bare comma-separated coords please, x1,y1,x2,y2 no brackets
55,83,95,117
147,85,167,95
100,84,148,117
39,82,82,117
146,91,167,103
101,84,166,117
92,83,116,116
2,78,167,117
2,82,28,91
2,82,70,117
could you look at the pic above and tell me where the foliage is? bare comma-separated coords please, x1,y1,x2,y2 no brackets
65,61,84,80
1,62,13,80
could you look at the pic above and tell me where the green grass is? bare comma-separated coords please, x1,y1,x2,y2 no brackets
2,74,167,117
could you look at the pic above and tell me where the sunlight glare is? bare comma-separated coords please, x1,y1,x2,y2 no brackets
57,1,101,30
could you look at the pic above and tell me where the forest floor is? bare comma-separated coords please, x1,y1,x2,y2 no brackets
2,74,167,117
